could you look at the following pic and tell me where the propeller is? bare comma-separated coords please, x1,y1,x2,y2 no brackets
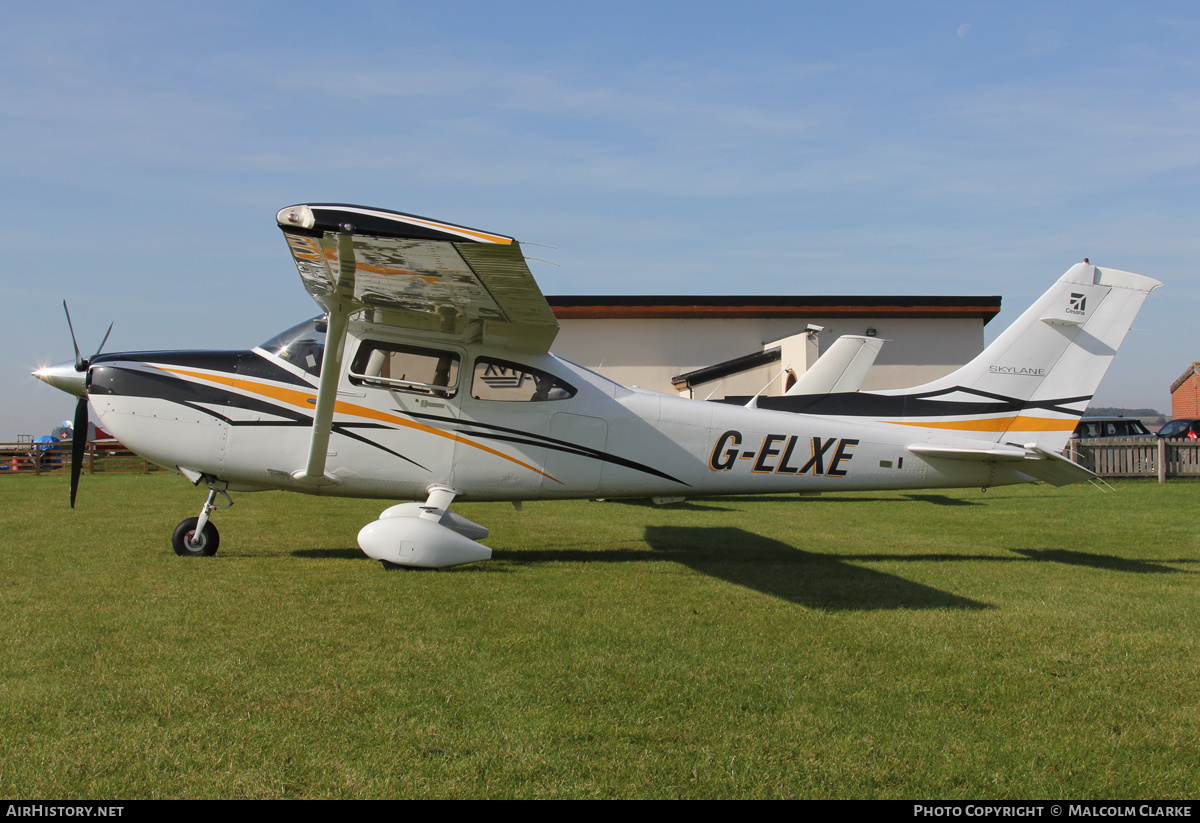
61,301,113,508
63,301,112,374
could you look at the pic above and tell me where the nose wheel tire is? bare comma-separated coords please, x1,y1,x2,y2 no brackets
172,518,220,557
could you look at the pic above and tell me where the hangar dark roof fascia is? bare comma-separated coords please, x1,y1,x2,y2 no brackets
546,295,1002,324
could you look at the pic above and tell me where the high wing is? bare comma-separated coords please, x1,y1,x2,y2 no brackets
275,203,559,485
276,203,559,354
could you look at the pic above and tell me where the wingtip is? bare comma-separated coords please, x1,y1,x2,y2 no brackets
277,205,316,230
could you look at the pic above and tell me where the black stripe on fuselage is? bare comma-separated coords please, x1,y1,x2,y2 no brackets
92,350,316,388
742,386,1090,418
88,363,427,470
93,360,687,485
405,411,690,487
90,362,244,406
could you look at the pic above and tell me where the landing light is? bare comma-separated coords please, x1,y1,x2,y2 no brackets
276,205,315,229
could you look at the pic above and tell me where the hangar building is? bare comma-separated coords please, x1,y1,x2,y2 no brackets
545,294,1002,400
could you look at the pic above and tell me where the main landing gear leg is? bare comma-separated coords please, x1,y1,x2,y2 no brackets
172,487,233,557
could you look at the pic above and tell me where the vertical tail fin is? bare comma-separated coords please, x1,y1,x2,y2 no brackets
785,335,884,395
885,263,1161,451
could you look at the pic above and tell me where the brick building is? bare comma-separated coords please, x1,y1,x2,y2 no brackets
1170,363,1200,418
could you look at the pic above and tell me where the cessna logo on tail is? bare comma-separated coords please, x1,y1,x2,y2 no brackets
709,431,858,477
1067,292,1087,315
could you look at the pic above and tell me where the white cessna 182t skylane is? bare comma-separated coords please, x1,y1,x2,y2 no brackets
34,203,1161,569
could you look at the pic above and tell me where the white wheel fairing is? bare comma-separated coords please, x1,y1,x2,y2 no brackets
358,516,491,569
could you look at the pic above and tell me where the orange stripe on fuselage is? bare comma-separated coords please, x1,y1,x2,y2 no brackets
156,366,560,482
883,416,1078,432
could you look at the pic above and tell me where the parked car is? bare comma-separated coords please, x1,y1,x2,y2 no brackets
1157,419,1200,440
1071,417,1155,440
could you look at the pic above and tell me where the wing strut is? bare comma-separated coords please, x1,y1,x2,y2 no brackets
293,228,356,486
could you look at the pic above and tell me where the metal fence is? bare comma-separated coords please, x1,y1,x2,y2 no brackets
0,441,162,475
1066,438,1200,482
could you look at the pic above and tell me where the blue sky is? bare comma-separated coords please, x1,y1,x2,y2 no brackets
5,1,1198,438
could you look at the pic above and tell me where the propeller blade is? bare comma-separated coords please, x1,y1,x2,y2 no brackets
91,323,113,362
70,395,88,508
63,301,85,372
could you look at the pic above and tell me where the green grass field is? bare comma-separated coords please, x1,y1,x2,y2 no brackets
2,474,1197,798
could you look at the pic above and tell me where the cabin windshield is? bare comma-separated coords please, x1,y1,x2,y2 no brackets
260,317,327,377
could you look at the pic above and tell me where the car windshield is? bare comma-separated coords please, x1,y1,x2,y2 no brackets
260,317,327,376
1159,420,1199,439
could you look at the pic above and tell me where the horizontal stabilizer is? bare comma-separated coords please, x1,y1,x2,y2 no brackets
908,443,1097,487
1018,445,1099,487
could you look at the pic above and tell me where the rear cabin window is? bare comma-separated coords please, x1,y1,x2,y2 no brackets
471,357,577,402
349,341,460,397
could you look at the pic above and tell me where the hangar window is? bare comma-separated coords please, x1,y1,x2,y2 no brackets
471,357,576,402
349,340,460,397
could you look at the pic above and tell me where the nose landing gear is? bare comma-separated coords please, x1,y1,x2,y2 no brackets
172,487,233,557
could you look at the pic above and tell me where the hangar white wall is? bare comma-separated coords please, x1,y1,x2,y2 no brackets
549,315,985,398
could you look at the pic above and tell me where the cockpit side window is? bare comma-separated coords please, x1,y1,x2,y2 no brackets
260,317,327,377
471,357,577,402
349,340,460,397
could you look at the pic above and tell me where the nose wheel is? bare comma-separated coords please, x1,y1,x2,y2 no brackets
172,517,220,557
172,486,232,557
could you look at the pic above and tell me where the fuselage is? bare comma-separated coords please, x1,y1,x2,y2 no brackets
82,318,1032,503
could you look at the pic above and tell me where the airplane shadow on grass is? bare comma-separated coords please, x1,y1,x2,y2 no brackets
293,529,1191,609
641,526,992,611
600,493,985,510
1006,548,1188,574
